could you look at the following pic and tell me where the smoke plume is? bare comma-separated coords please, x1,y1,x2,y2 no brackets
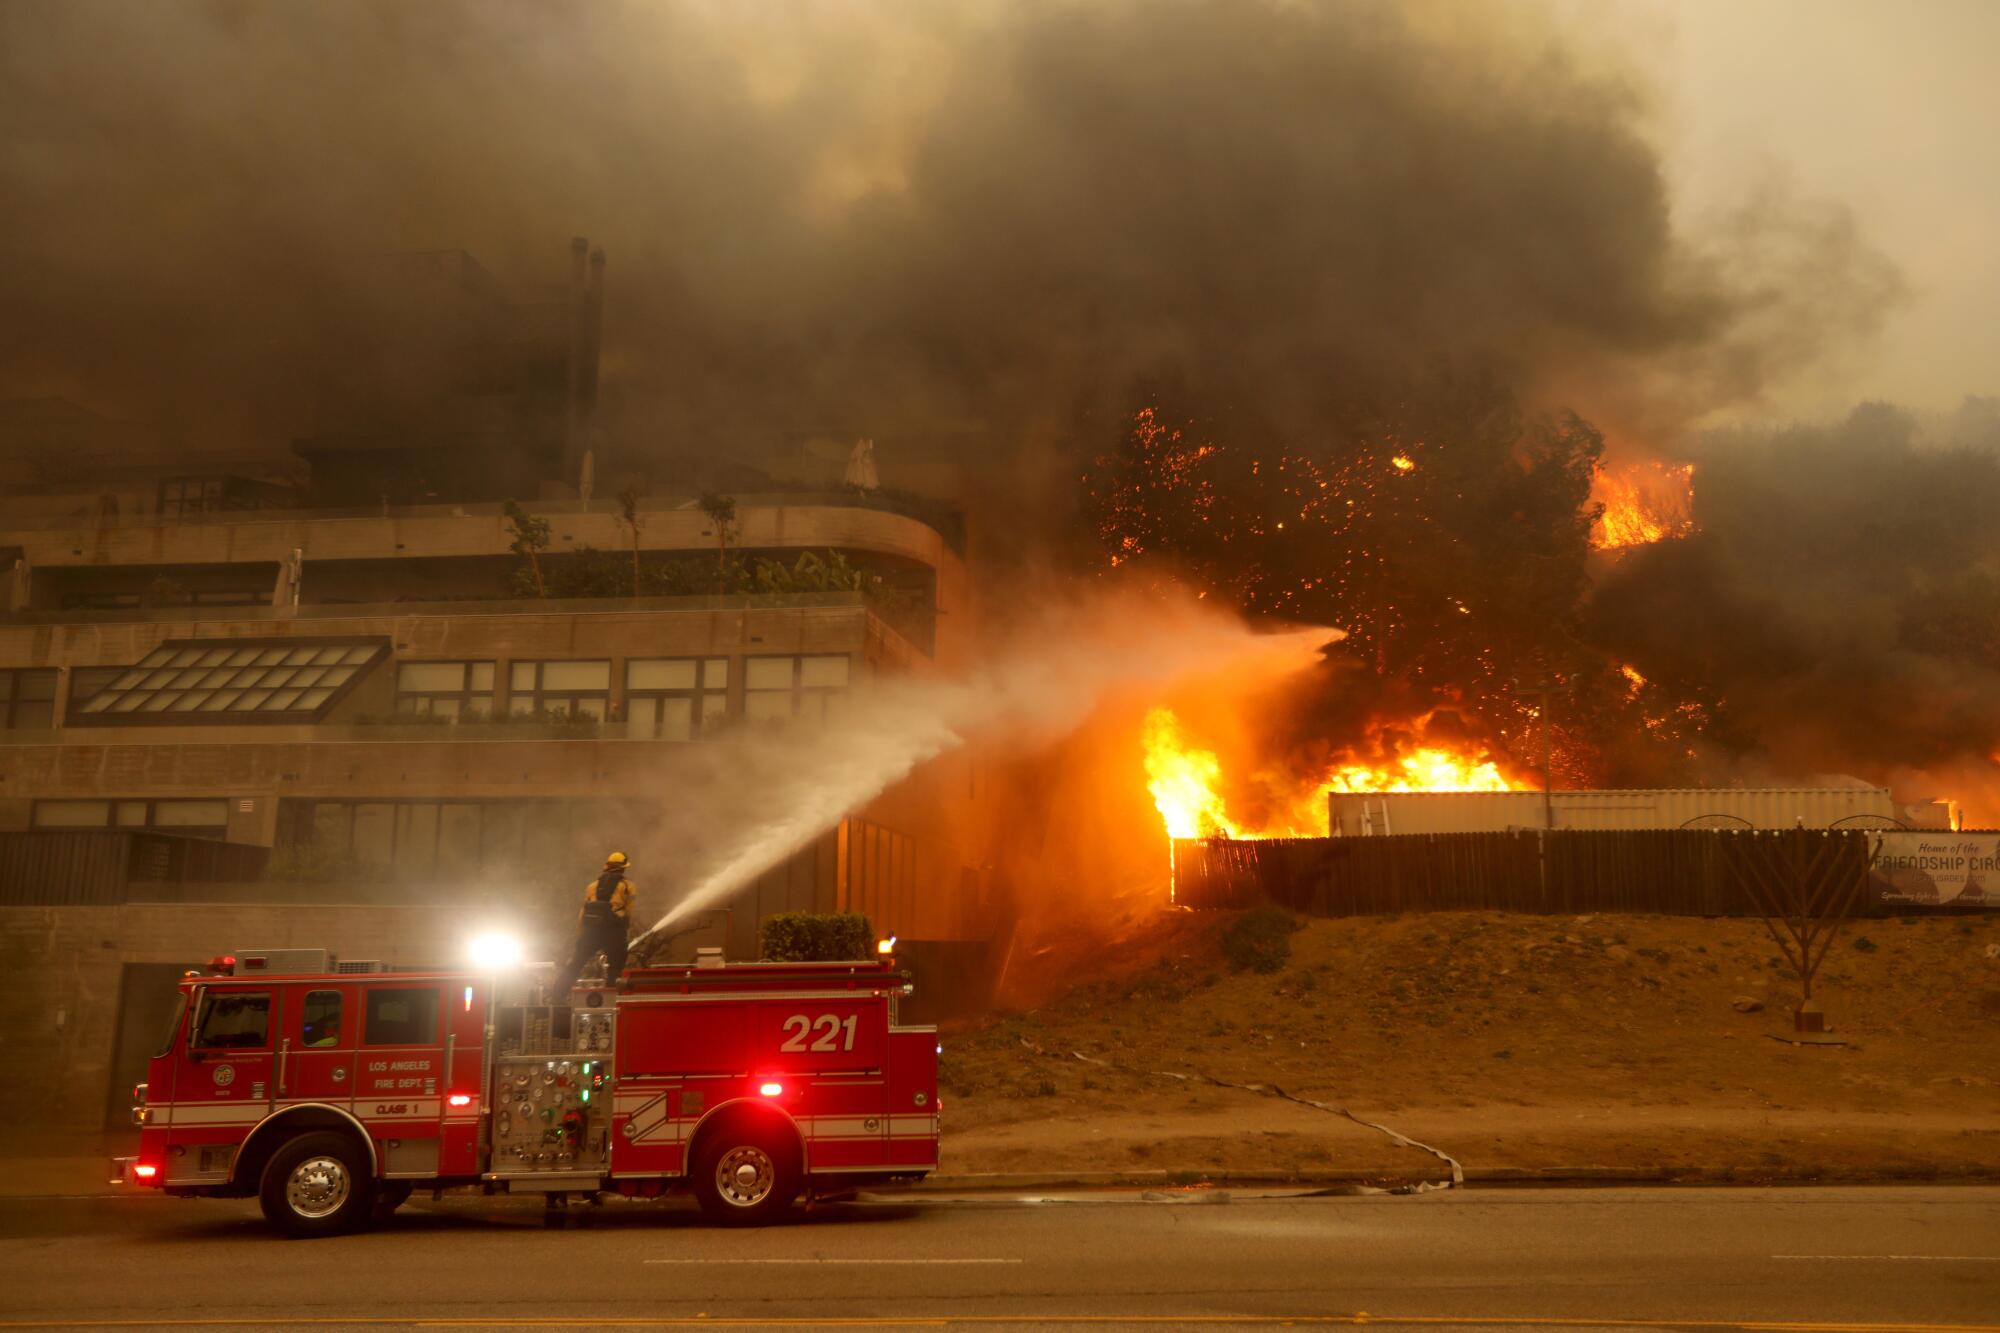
1588,398,2000,815
1,0,1892,464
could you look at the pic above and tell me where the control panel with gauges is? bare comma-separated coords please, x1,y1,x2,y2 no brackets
487,995,615,1175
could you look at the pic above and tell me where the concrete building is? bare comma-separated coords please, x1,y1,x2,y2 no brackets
0,253,1001,1139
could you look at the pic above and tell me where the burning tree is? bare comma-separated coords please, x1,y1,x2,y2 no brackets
1591,458,1695,550
1083,376,1637,783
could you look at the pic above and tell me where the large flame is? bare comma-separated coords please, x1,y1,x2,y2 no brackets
1592,459,1695,550
1321,749,1516,794
1143,706,1524,840
1142,708,1249,839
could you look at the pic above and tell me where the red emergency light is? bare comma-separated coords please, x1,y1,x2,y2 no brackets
206,955,236,976
133,1164,158,1180
759,1082,784,1098
447,1094,472,1108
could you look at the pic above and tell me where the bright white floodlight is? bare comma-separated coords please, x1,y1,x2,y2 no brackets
467,932,524,970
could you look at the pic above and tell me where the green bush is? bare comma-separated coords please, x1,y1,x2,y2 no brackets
1222,904,1303,974
759,912,876,962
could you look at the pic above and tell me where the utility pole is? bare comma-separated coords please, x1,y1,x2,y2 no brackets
1512,679,1562,829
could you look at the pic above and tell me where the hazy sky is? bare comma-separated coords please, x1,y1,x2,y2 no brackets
1595,0,1999,421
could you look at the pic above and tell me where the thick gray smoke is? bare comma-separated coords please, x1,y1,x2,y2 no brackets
1587,397,2000,811
0,0,1893,461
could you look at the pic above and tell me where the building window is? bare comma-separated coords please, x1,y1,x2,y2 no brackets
66,667,123,717
0,669,57,730
68,638,388,725
625,658,729,740
60,588,268,610
156,475,288,518
33,798,231,836
396,661,495,718
509,661,610,719
744,655,851,723
287,798,595,876
158,477,230,517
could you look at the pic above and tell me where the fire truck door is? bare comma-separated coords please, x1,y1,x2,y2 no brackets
286,985,354,1110
356,983,446,1178
176,986,282,1171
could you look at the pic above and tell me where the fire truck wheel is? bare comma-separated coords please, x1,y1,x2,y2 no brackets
690,1125,801,1226
258,1132,377,1238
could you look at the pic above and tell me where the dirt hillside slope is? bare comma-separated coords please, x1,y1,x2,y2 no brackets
939,911,2000,1182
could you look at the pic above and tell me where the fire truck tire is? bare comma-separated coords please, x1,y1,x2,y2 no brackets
690,1123,801,1226
258,1132,377,1238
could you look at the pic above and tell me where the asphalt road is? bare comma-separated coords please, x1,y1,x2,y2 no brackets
0,1186,1996,1330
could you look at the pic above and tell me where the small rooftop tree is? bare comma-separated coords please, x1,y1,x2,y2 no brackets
697,490,737,594
503,499,551,599
617,486,645,598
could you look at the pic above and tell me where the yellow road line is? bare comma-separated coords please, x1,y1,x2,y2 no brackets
2,1318,1999,1331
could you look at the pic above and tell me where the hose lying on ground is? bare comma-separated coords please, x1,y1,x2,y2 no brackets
1016,1037,1463,1191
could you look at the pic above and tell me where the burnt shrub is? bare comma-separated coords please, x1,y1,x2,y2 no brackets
759,912,875,962
1223,905,1303,974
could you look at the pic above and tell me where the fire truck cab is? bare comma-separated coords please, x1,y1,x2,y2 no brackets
112,947,939,1236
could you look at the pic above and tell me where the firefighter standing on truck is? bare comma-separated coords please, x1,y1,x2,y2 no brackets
558,852,635,992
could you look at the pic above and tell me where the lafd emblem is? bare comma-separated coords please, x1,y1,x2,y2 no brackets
212,1064,236,1087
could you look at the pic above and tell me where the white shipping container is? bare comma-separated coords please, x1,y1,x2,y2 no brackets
1328,787,1896,836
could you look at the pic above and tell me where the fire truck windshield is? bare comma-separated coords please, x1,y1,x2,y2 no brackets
192,992,271,1049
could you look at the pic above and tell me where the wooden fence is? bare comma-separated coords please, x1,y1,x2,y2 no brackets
1171,829,1877,917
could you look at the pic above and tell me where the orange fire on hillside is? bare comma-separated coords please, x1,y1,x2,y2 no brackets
1143,706,1525,840
1592,459,1695,550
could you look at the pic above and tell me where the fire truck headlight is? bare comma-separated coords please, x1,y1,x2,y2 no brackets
876,936,897,956
468,932,524,970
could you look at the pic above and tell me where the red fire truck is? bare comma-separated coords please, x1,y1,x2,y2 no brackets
111,946,940,1236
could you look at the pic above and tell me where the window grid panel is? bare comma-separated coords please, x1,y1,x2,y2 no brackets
68,640,388,725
